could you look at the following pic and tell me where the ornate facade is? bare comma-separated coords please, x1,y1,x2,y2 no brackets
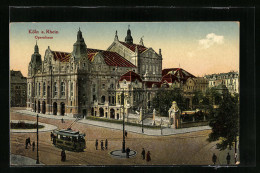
27,28,162,118
26,27,210,119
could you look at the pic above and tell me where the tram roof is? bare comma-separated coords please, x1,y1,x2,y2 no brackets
53,129,84,137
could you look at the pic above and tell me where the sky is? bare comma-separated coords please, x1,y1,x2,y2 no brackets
10,22,239,77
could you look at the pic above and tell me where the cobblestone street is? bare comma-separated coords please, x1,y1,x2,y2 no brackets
10,108,237,166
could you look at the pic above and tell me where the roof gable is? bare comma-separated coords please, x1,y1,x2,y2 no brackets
119,71,142,82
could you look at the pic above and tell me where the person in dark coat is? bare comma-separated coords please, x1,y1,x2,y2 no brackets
50,132,53,141
25,138,28,149
105,139,108,150
28,137,31,146
32,141,35,151
126,147,130,158
141,148,145,160
125,130,128,137
146,151,151,162
212,153,217,165
101,140,104,150
53,135,56,145
226,153,231,165
61,149,66,162
95,139,98,150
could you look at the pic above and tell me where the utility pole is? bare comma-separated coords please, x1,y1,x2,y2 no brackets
36,114,39,164
141,108,144,133
122,89,125,153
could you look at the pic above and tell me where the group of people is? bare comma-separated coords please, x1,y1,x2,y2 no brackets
212,152,234,165
141,148,151,162
95,139,108,150
25,137,35,151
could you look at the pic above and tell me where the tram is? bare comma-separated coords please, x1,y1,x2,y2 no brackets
52,117,86,152
53,128,86,152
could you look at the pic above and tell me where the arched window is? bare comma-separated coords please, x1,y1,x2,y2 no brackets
38,83,41,96
43,82,46,96
54,82,57,96
28,84,30,96
70,82,73,96
61,82,65,96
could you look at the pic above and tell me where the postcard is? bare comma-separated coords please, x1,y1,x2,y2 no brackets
10,21,240,166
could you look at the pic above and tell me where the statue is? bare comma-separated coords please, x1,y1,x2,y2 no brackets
168,101,181,129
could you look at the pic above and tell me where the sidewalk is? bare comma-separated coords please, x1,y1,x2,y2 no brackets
10,154,44,166
15,110,211,136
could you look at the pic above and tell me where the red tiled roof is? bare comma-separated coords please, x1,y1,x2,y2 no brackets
119,71,142,82
144,81,161,88
102,51,136,67
51,51,71,62
162,68,195,83
119,41,148,53
161,73,181,83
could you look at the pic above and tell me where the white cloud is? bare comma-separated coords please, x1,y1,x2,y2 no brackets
199,33,224,49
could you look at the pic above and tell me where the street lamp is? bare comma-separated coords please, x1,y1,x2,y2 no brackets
141,108,144,133
121,89,126,153
36,114,40,164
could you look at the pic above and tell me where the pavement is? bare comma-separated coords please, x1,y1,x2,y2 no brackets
15,109,211,136
10,154,44,166
10,120,57,133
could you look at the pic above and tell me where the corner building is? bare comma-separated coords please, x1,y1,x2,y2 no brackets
27,28,163,118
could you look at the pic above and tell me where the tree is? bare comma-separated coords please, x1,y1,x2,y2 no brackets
152,88,185,117
207,92,239,150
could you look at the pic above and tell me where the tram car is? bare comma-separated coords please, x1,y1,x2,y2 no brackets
52,129,86,152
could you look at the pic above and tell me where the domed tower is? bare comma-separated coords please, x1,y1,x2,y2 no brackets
72,28,87,59
28,41,42,76
125,25,133,44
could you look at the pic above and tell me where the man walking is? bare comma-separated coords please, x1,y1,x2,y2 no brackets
50,132,53,141
126,147,130,158
125,130,128,138
212,153,217,165
105,139,108,150
32,141,35,151
95,139,98,150
141,148,145,160
25,138,28,149
61,149,66,162
28,137,31,146
101,140,104,150
226,153,231,165
146,151,151,162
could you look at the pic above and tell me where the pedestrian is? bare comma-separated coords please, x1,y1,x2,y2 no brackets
226,152,231,165
141,148,145,160
32,141,35,151
28,137,31,146
95,139,98,150
125,130,128,137
53,135,56,145
105,139,108,150
234,153,238,164
61,149,66,162
25,138,28,149
101,140,104,150
50,132,53,141
61,118,64,123
212,153,217,165
126,147,130,158
146,151,151,162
